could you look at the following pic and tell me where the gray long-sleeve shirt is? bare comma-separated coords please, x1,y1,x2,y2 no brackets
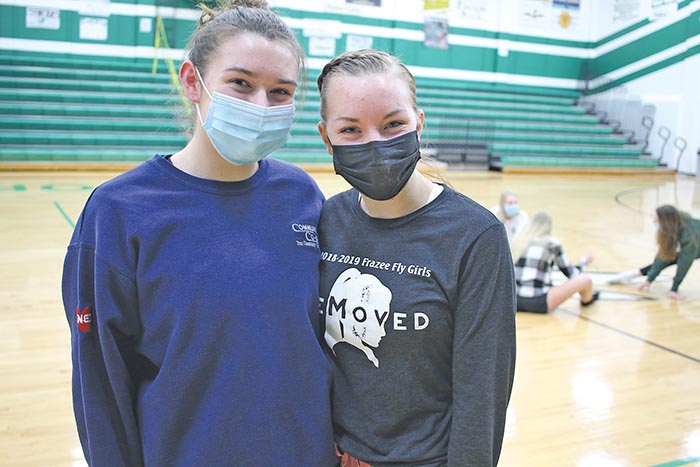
319,185,516,467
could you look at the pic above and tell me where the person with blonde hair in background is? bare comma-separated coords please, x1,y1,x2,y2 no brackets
608,204,700,300
61,1,337,466
511,210,597,313
316,48,516,467
491,190,529,239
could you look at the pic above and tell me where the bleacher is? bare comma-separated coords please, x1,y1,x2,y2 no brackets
0,52,187,165
0,51,662,172
411,77,659,171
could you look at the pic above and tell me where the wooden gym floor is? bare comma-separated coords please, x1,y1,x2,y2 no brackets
1,167,699,467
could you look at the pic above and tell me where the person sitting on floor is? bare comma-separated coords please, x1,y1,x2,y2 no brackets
511,210,598,313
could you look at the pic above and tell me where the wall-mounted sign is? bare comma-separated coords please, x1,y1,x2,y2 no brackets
424,17,449,49
309,36,337,57
26,7,60,30
346,34,374,52
346,0,382,5
79,17,108,41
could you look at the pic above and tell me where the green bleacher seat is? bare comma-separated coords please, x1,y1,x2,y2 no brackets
0,50,657,171
499,156,658,169
490,143,642,156
0,117,182,133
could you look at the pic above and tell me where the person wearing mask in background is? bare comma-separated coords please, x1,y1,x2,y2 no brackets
607,204,700,300
61,1,337,466
491,190,529,239
316,48,516,467
511,210,597,313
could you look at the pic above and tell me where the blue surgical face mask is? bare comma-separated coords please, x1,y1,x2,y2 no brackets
504,203,520,217
195,68,295,165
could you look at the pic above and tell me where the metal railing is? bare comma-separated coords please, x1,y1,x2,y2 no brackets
579,83,655,152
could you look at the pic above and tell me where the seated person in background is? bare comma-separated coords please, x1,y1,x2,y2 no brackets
491,190,529,239
511,210,597,313
607,205,699,300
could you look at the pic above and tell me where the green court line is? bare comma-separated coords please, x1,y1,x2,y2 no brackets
649,457,700,467
53,201,75,229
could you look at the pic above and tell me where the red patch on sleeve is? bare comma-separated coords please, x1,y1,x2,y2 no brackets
76,306,92,332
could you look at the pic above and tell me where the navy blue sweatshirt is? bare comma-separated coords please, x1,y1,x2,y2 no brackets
62,155,337,467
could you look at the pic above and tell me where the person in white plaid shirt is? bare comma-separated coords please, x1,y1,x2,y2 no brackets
510,210,598,313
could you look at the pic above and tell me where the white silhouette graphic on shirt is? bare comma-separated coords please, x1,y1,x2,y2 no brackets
325,268,391,368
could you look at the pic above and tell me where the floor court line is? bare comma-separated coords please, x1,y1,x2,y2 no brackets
615,187,648,215
53,200,75,228
649,457,700,467
557,308,700,364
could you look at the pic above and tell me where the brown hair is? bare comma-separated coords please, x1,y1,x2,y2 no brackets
187,0,305,80
316,49,418,123
655,205,682,261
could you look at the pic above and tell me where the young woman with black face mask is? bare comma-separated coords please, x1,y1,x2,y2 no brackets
61,1,336,466
316,49,517,467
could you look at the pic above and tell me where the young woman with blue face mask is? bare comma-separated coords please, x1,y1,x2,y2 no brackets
316,49,517,467
61,1,336,466
490,190,529,239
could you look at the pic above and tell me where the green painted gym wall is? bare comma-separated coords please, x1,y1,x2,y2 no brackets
0,0,697,90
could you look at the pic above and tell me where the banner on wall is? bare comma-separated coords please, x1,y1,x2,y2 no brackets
552,0,579,7
423,16,449,49
78,0,110,17
453,0,496,25
25,7,60,30
139,17,152,33
309,36,337,57
613,0,643,24
519,0,552,29
302,19,342,57
651,0,678,20
552,0,580,30
345,0,382,6
455,0,486,21
346,34,374,52
79,17,108,41
424,0,450,11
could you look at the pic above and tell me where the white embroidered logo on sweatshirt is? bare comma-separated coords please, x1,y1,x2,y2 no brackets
291,223,319,249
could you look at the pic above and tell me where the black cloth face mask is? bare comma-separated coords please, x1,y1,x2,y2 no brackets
331,130,421,201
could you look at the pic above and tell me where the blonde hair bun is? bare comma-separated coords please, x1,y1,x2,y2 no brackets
230,0,269,8
198,0,269,26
